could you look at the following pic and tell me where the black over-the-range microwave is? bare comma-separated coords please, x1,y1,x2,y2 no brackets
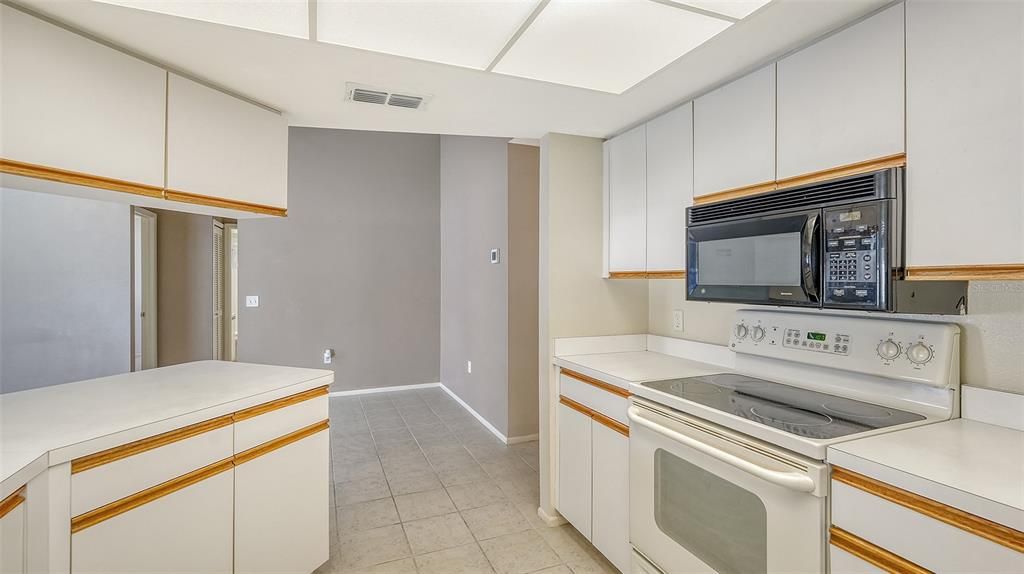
685,168,967,314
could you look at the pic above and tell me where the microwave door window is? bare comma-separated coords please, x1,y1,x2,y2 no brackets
697,233,802,287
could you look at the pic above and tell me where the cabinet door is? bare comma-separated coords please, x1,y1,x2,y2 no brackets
694,64,776,197
776,4,904,179
646,103,692,273
591,421,629,574
829,545,885,574
605,125,647,274
0,5,166,187
71,469,233,574
235,430,330,574
557,402,593,539
905,0,1024,268
1,498,25,574
167,74,288,210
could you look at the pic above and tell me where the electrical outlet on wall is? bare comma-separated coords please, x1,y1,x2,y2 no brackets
672,309,684,332
466,360,472,374
245,295,260,308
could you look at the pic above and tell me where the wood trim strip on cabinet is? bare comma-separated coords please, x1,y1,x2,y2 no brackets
644,270,686,279
558,396,629,437
607,271,649,279
560,369,632,398
70,458,234,533
71,415,235,475
234,419,329,466
232,385,329,422
0,158,164,199
832,466,1024,553
692,180,778,205
0,487,26,520
906,264,1024,281
829,526,932,574
164,189,287,217
775,153,906,191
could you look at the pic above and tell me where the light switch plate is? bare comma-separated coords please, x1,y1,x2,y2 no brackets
672,309,684,332
246,295,260,308
490,249,500,264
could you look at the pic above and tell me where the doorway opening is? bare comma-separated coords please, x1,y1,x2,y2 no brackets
132,207,157,370
214,220,238,361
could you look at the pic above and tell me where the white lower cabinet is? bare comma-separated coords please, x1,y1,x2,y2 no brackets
234,430,330,574
0,498,26,574
557,402,593,539
829,545,885,574
591,423,630,574
70,470,233,574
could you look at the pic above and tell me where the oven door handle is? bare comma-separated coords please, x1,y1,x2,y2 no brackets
628,406,816,493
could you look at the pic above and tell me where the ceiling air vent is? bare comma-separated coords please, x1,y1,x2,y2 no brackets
346,83,430,111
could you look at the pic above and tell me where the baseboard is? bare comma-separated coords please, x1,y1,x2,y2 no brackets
506,433,540,445
537,506,566,527
438,383,509,444
328,382,440,397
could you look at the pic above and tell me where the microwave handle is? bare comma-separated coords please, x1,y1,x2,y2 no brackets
802,214,820,300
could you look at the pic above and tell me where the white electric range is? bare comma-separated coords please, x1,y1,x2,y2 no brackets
629,309,960,574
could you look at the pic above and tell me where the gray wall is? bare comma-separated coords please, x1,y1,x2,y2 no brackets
155,209,215,366
239,128,441,391
440,135,510,435
0,188,130,393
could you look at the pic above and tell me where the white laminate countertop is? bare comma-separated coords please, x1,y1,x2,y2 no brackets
828,419,1024,530
0,361,332,497
553,350,728,390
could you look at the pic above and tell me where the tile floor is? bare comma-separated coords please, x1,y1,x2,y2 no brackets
316,388,619,574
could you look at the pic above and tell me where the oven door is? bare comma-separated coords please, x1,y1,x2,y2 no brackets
628,400,827,574
686,209,820,306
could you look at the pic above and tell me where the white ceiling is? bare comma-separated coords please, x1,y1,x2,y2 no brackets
12,0,890,139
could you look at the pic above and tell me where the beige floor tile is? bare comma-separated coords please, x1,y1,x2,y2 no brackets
334,459,385,484
437,463,490,487
336,498,400,532
402,512,475,555
479,530,562,574
415,543,495,574
566,555,619,574
340,557,418,574
511,500,548,530
337,524,411,570
387,469,443,496
531,566,573,574
382,452,433,476
336,475,392,506
394,488,457,522
446,480,506,511
536,524,601,565
461,502,531,541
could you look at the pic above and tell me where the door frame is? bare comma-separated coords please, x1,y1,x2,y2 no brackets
132,207,158,370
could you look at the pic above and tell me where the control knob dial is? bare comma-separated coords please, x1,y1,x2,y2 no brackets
734,324,749,339
752,326,766,342
876,339,901,360
907,342,934,365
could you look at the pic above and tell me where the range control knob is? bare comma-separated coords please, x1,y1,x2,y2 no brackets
877,339,901,360
734,324,749,339
752,326,766,342
907,342,934,365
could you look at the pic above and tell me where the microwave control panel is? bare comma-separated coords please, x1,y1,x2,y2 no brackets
823,203,885,309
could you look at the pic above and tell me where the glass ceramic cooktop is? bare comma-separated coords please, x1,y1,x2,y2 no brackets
641,373,924,440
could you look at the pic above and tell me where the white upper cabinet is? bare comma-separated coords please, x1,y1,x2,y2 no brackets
694,64,776,196
604,124,647,274
646,103,693,273
167,74,288,210
777,4,905,179
905,0,1024,269
0,5,166,188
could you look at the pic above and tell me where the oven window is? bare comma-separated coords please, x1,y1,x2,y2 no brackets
654,448,767,574
697,232,801,286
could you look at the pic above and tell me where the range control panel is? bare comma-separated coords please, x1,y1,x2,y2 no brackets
729,309,960,387
822,202,887,310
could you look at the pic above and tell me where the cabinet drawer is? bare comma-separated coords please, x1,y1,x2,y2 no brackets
71,419,232,516
829,542,887,574
559,371,629,426
831,473,1024,573
234,387,328,453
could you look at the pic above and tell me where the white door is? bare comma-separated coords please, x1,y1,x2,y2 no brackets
132,208,157,371
605,125,647,274
591,421,630,574
0,498,26,574
557,401,593,540
629,402,826,574
226,224,239,361
645,103,692,273
213,221,225,360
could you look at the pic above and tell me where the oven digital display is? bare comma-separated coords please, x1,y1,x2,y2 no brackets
806,332,827,341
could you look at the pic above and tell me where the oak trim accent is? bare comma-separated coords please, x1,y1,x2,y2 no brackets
164,189,287,217
832,466,1024,553
644,270,686,279
558,395,629,437
0,488,26,520
0,158,164,199
232,385,329,422
906,264,1024,281
234,419,330,466
71,415,234,475
829,526,932,574
560,369,632,398
692,180,778,205
71,458,234,533
607,271,649,279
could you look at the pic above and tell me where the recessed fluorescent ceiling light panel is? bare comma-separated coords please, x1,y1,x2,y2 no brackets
92,0,309,38
671,0,770,20
317,0,540,70
493,0,734,94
